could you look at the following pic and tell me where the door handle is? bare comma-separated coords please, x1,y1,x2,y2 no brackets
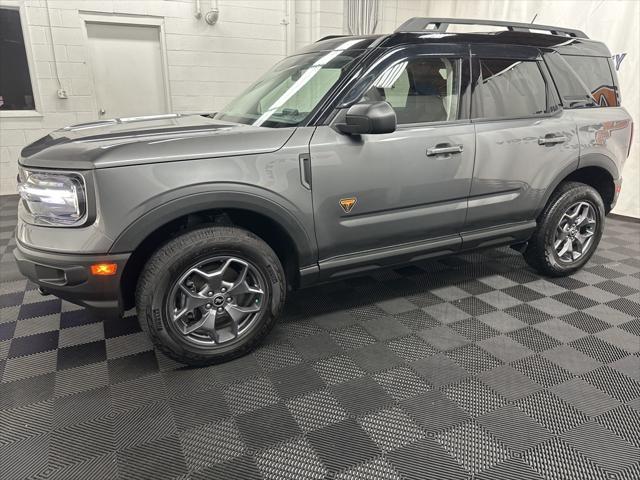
538,135,567,145
426,144,464,156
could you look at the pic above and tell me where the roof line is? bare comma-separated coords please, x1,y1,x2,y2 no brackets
395,17,588,39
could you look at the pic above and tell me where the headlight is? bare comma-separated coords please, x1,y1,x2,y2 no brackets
18,168,87,226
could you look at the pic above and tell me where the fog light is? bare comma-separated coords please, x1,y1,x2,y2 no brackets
91,263,117,276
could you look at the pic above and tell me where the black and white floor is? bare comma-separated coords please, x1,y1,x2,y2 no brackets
1,195,639,480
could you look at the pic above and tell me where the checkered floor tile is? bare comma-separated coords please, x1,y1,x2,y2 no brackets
1,194,639,480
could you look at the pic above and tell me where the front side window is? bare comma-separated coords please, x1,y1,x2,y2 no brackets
359,57,460,124
472,59,548,119
215,42,365,128
0,8,35,111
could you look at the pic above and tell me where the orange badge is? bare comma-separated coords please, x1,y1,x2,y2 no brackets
339,197,357,213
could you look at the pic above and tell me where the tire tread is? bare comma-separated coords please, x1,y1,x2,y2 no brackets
135,226,285,366
524,181,604,277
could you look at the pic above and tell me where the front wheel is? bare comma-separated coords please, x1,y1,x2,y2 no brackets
524,181,605,277
136,226,286,366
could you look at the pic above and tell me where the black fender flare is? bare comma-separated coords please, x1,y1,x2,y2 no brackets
535,153,619,217
109,186,317,268
577,152,620,179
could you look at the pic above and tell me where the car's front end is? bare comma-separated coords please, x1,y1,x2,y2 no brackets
14,165,130,313
12,113,256,314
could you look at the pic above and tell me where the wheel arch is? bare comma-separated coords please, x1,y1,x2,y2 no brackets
113,190,316,310
537,153,619,217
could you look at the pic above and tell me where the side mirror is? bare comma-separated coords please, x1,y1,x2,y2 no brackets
336,101,396,135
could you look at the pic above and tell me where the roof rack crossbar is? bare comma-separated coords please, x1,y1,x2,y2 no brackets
395,17,588,39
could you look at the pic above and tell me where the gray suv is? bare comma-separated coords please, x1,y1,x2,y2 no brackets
14,18,633,365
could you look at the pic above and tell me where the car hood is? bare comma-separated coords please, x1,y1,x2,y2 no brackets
19,113,297,170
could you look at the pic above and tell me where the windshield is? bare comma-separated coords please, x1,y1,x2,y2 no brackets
214,42,366,128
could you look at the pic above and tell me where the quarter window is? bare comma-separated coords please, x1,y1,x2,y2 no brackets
544,52,594,108
359,57,460,124
562,55,619,107
0,8,35,111
472,59,548,119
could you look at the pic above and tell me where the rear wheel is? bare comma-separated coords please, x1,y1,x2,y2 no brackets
524,181,605,277
136,226,285,366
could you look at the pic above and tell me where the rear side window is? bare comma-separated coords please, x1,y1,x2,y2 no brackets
472,59,549,119
561,55,618,107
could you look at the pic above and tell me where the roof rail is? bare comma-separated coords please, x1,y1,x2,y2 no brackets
395,17,588,39
316,35,350,42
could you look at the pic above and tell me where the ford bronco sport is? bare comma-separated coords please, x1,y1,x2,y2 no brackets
14,18,633,365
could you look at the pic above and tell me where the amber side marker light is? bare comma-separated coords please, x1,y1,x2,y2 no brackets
91,263,118,276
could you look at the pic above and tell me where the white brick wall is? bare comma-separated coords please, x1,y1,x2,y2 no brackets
376,0,427,34
0,0,346,194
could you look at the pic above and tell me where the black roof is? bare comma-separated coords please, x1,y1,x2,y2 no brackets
308,29,610,58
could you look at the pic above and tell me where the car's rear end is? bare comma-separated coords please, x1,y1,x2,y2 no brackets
545,41,634,212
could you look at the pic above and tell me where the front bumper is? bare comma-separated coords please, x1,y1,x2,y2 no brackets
14,240,130,314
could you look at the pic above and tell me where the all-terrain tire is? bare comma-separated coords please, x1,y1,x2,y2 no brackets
136,226,286,366
523,181,605,277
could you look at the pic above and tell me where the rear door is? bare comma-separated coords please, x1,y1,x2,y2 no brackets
466,45,579,233
309,44,474,268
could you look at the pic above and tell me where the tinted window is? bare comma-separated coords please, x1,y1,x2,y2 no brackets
563,55,618,107
472,59,548,118
544,52,595,108
360,57,460,124
0,8,35,110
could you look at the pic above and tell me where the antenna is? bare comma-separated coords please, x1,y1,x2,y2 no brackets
530,14,538,23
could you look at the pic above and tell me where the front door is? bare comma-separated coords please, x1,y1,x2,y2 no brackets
86,22,168,119
310,46,474,272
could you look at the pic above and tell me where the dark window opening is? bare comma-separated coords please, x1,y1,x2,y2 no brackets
0,8,35,111
562,55,619,107
472,59,550,119
544,52,596,108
